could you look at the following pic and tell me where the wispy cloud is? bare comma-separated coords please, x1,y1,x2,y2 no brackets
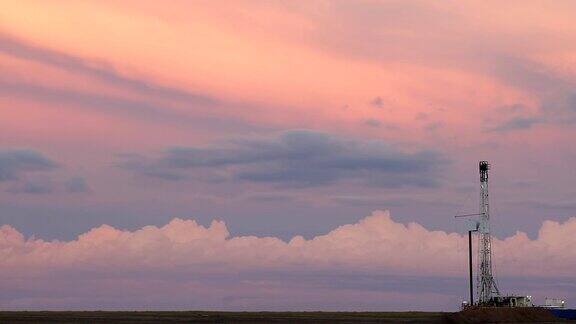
488,116,543,132
0,32,215,106
0,80,261,131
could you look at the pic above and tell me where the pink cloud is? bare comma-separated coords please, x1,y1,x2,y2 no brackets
1,210,574,309
3,210,575,275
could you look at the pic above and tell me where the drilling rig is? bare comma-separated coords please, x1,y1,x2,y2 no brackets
459,161,569,310
476,161,500,305
459,161,533,308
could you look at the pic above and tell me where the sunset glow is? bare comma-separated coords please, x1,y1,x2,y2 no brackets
1,0,576,310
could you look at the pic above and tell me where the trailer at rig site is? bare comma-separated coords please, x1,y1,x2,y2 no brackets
543,298,566,309
491,296,533,308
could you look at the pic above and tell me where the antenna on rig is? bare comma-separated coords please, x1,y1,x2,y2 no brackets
477,161,500,304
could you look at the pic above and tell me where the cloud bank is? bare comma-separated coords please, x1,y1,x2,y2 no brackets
120,130,446,188
1,210,575,310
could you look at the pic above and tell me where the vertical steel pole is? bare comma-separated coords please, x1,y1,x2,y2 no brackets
469,230,474,306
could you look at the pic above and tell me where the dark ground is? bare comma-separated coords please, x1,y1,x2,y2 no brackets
0,308,568,323
0,311,446,323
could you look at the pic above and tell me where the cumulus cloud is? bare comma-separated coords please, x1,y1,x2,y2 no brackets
0,210,575,309
0,149,57,181
0,211,460,274
119,130,446,188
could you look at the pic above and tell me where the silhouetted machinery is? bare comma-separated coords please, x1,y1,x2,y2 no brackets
458,162,566,309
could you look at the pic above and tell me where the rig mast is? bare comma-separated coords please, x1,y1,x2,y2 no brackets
477,161,500,304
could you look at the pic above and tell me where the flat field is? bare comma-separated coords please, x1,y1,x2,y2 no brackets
0,308,567,323
0,311,448,323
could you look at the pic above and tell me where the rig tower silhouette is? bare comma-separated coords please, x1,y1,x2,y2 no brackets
477,161,500,304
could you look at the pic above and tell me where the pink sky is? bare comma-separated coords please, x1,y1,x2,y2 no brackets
1,0,576,310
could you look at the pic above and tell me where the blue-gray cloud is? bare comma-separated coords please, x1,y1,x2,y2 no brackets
492,56,576,128
480,57,576,132
364,118,382,127
119,130,446,188
7,180,54,195
370,96,384,108
65,177,91,193
488,116,543,132
0,149,57,181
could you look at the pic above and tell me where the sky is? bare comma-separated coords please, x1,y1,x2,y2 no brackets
1,0,576,311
